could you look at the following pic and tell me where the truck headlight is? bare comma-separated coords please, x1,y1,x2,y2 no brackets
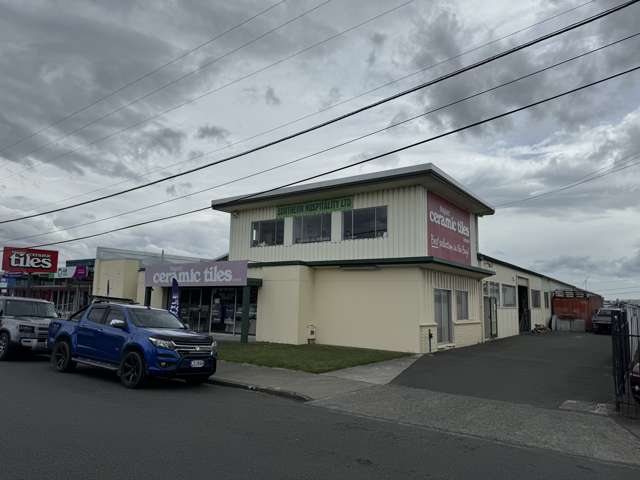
149,337,174,350
211,340,218,349
19,325,35,334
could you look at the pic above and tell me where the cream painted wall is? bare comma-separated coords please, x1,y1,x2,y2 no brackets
252,264,484,353
135,271,165,308
229,186,428,262
480,260,558,338
312,267,424,353
93,259,141,300
253,265,313,345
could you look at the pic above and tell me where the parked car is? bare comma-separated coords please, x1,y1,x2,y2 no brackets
592,307,621,334
48,301,217,388
0,296,58,360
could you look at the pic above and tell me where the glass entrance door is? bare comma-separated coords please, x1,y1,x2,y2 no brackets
435,289,453,344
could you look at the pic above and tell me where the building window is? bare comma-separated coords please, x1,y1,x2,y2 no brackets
502,284,516,307
343,206,387,240
456,290,469,320
293,213,331,244
531,289,541,309
251,219,284,247
483,281,500,303
544,291,550,309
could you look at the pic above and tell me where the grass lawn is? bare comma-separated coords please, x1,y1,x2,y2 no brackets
217,342,409,373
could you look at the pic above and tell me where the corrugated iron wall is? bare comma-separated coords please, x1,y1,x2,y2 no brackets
229,185,428,262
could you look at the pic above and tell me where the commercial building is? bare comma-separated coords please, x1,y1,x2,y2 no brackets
90,163,600,353
211,163,495,353
1,258,95,316
92,247,259,336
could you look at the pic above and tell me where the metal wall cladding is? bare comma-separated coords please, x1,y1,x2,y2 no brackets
423,270,482,327
228,186,428,262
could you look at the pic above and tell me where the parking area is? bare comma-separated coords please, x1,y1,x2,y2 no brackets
393,332,614,409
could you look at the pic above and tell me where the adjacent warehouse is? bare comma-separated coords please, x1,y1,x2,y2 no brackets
478,254,602,340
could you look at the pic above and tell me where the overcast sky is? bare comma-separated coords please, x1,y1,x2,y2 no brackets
0,0,639,298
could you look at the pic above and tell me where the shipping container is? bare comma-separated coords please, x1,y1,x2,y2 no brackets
552,290,603,332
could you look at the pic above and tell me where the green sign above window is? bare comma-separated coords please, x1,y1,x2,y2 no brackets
276,196,353,218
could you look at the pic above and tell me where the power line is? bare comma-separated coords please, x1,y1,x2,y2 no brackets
0,0,287,156
4,0,415,183
3,0,335,172
3,0,635,225
25,63,640,248
14,0,599,211
496,151,640,207
8,30,637,244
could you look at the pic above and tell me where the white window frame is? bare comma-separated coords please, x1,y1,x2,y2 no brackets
455,289,469,321
502,284,517,308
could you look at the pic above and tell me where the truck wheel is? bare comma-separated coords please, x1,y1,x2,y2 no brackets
51,340,76,372
119,351,147,389
185,375,210,386
0,332,11,361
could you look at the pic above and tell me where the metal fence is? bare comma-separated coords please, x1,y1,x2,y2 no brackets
611,303,640,418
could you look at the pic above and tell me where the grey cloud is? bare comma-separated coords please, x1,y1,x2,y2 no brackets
195,124,230,143
264,86,281,106
165,182,193,197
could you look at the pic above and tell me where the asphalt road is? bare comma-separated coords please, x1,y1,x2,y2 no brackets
394,332,613,408
1,356,637,479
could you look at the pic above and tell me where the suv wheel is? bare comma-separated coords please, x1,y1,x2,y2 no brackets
51,340,76,372
119,351,147,389
0,332,11,361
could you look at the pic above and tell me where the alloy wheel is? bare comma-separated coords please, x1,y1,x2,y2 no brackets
122,355,140,385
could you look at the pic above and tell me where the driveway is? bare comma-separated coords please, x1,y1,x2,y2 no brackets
393,332,614,409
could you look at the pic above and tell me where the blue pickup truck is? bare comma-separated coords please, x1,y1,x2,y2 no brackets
48,301,217,388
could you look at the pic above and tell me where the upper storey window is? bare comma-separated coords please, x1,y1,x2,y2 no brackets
293,213,331,244
251,219,284,247
342,206,387,240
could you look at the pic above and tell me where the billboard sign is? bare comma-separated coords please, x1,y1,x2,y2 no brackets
145,260,248,288
2,247,59,274
427,192,471,265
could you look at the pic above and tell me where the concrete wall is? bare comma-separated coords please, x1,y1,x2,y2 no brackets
93,259,141,300
229,186,428,262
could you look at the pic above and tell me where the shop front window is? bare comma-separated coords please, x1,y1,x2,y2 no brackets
502,284,516,307
293,213,331,243
456,290,469,320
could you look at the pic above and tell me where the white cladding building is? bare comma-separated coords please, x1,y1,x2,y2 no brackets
212,163,495,353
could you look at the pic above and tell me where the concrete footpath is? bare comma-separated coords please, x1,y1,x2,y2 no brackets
210,360,372,401
211,359,640,467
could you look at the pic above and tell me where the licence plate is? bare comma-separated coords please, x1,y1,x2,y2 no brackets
190,360,205,368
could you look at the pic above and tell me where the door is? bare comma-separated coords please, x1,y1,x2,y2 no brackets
435,289,453,344
483,296,498,339
94,307,129,364
76,306,108,358
518,285,530,332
